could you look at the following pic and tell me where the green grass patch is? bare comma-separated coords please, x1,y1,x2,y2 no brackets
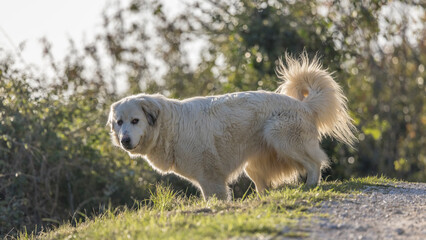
19,176,398,240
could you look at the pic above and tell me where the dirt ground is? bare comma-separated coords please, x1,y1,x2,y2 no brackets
306,182,426,240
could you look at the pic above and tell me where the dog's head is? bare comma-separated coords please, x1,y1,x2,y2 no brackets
107,95,160,154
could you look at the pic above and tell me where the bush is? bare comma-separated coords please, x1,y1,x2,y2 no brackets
0,59,158,236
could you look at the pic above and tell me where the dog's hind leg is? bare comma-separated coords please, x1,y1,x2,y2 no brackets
264,121,326,187
244,161,269,193
272,145,323,187
282,146,326,187
303,160,321,186
303,142,329,186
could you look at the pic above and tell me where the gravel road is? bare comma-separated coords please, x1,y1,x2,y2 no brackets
307,182,426,240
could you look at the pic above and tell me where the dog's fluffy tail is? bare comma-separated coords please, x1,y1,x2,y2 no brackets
275,52,357,147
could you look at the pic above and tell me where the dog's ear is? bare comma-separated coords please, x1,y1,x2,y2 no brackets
106,105,114,129
139,97,160,126
106,104,121,146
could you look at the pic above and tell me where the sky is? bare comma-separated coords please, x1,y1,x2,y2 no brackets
0,0,121,67
0,0,190,93
0,0,185,67
0,1,423,75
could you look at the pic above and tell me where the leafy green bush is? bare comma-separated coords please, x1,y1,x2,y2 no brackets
0,58,159,236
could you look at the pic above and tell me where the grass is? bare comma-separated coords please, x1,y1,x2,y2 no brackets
18,176,399,240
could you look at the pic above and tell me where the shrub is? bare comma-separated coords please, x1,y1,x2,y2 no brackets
0,59,158,236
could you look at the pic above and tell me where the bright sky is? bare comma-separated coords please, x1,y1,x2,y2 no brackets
0,0,192,77
0,0,197,94
0,0,121,67
0,1,423,73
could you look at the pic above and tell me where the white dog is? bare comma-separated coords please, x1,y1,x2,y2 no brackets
108,53,357,200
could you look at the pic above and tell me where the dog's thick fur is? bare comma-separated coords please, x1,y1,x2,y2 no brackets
108,53,357,200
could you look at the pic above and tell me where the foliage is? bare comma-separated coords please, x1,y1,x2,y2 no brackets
149,184,179,211
100,0,425,182
0,56,158,237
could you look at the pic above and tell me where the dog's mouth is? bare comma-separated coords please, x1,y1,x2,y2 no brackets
123,137,142,152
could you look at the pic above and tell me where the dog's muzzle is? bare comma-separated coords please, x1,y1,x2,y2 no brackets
121,136,132,150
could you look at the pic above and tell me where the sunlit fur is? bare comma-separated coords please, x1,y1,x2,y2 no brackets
108,53,357,200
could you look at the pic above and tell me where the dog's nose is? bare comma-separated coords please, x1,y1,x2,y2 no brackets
121,136,132,149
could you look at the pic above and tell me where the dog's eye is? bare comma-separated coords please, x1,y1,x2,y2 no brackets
117,120,123,126
131,119,139,124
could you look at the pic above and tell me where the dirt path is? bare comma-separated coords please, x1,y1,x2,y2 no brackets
306,182,426,240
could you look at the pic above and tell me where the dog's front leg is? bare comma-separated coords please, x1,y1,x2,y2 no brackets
198,179,229,201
